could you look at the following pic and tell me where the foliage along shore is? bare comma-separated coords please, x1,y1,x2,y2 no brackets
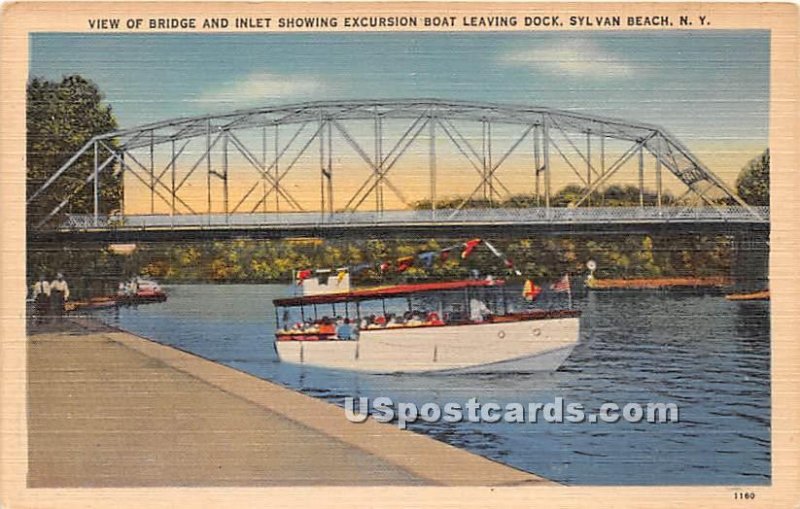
29,233,735,301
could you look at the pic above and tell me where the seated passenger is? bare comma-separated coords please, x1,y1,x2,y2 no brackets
469,298,491,323
318,317,336,335
386,314,403,328
426,311,444,326
406,312,423,327
336,318,356,340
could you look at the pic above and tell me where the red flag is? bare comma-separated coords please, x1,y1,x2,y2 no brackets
461,239,482,259
296,269,312,285
550,274,571,293
396,256,415,272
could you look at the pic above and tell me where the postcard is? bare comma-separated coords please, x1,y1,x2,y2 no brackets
1,2,798,508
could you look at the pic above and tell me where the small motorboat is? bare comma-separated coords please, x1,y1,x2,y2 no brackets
116,277,168,305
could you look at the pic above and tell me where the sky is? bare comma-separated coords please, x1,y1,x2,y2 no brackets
30,31,770,212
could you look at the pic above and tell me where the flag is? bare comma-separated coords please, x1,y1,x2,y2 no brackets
550,274,571,293
350,263,372,275
461,239,482,259
296,269,313,285
396,256,415,272
418,251,437,268
523,279,542,301
379,261,392,273
337,270,347,283
483,240,503,258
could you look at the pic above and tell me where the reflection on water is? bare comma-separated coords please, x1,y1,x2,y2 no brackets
93,284,770,485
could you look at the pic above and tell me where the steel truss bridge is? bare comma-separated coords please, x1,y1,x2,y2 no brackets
27,99,768,242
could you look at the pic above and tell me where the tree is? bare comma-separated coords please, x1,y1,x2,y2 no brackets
736,149,769,206
27,75,121,226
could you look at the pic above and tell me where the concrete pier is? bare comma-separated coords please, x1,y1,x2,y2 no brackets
27,319,549,487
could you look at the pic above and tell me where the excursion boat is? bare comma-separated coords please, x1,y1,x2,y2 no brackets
273,272,580,374
116,277,168,305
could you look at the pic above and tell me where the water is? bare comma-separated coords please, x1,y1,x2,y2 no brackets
92,284,771,485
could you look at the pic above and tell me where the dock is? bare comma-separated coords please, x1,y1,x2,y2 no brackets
586,276,731,290
27,318,549,487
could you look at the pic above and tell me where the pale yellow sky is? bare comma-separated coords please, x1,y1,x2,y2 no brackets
122,139,765,214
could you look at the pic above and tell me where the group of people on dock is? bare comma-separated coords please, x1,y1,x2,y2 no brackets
30,272,70,322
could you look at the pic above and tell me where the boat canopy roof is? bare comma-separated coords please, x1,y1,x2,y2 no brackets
273,279,505,307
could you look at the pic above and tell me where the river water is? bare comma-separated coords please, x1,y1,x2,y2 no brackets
92,284,770,485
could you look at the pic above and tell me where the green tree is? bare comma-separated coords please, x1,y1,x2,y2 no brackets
736,149,770,206
27,75,121,226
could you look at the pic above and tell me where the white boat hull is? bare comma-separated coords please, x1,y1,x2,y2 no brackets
275,317,580,374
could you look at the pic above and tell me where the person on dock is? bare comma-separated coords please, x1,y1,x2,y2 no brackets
31,274,51,323
50,272,70,318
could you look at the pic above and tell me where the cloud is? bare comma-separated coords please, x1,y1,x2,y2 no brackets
196,72,323,106
501,40,637,79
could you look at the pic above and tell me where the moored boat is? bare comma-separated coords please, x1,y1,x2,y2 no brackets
273,276,580,374
725,289,770,301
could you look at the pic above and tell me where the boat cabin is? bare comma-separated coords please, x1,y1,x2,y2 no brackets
273,278,577,341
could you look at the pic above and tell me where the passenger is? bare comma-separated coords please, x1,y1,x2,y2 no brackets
373,315,387,328
318,317,336,335
359,317,370,330
304,320,320,333
335,316,344,326
386,314,403,328
469,298,491,323
426,311,444,326
406,312,423,327
336,318,356,340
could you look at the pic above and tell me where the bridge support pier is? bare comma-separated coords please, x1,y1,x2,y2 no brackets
731,230,769,293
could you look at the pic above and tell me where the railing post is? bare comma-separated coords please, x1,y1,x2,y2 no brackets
655,135,663,209
319,114,325,223
586,131,592,206
429,112,436,220
374,110,383,216
206,119,212,224
533,124,540,206
274,122,280,213
543,115,551,215
93,141,99,226
327,120,333,218
150,130,155,214
222,130,229,223
638,142,644,208
262,125,267,215
170,138,176,223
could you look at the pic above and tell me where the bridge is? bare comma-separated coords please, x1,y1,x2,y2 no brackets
27,99,768,287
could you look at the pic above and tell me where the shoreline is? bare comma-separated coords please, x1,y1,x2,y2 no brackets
27,316,552,487
586,276,732,290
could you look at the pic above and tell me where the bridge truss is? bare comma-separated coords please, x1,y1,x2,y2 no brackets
27,99,760,231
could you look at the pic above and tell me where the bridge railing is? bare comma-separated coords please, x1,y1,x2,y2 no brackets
58,206,769,231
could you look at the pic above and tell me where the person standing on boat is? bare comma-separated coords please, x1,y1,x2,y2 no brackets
31,274,51,323
50,272,70,318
